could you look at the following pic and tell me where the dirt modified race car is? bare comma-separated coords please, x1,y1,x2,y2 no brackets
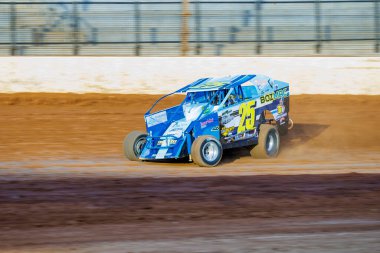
124,74,292,167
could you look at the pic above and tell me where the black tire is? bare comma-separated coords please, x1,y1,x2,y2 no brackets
250,124,280,159
123,131,147,161
191,135,223,167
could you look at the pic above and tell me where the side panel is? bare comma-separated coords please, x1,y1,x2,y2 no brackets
217,84,289,147
218,101,258,145
257,85,290,124
145,105,184,136
193,113,220,139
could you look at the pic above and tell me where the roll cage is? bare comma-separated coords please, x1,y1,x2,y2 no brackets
145,74,262,122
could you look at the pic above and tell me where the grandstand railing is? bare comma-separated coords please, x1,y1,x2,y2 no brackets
0,0,379,56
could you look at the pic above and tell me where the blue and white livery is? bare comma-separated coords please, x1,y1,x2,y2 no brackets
124,74,292,167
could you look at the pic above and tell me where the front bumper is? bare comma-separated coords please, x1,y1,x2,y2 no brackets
139,135,187,160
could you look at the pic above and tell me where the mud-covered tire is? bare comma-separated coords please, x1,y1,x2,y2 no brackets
250,124,280,159
123,131,147,161
191,135,223,167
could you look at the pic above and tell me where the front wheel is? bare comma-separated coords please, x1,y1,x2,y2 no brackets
250,124,280,159
123,131,147,161
191,135,223,167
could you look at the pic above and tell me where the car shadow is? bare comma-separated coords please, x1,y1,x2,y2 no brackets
142,156,192,165
280,123,329,149
220,123,329,165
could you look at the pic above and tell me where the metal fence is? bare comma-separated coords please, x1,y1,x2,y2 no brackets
0,0,379,56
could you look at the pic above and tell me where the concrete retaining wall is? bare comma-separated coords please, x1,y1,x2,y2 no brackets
0,57,379,94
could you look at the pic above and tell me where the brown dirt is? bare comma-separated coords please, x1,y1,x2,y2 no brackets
0,93,379,161
0,93,379,252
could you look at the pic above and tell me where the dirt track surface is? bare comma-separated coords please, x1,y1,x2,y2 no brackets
0,94,380,252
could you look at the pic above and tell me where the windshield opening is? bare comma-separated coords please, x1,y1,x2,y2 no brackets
184,90,229,106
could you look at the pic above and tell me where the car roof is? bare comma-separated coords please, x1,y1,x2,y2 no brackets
176,74,256,93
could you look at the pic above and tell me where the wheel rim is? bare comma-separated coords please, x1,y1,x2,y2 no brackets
134,137,146,156
266,131,278,156
202,141,219,162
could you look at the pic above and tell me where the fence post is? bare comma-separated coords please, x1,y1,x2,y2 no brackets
150,28,157,44
209,27,215,43
375,0,380,53
72,2,80,55
195,0,201,55
255,0,262,54
10,3,16,55
181,0,190,56
315,0,322,54
134,1,141,56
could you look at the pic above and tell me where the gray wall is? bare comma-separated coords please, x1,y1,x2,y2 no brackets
0,0,379,56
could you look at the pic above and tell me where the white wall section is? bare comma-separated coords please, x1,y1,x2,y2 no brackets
0,57,379,94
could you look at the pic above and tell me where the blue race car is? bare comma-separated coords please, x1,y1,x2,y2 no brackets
123,74,292,167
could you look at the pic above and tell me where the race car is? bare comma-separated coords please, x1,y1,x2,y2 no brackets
123,74,293,167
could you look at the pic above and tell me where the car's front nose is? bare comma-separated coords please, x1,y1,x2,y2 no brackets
139,135,187,160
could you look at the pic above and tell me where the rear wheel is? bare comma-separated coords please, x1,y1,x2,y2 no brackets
123,131,147,161
250,124,280,159
191,135,223,167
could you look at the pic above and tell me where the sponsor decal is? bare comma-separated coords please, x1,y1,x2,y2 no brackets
260,93,274,103
200,118,214,128
260,88,289,105
222,109,232,116
203,107,211,114
157,139,177,146
221,126,235,136
274,87,289,99
220,109,239,125
218,100,257,143
277,99,286,116
211,126,219,131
